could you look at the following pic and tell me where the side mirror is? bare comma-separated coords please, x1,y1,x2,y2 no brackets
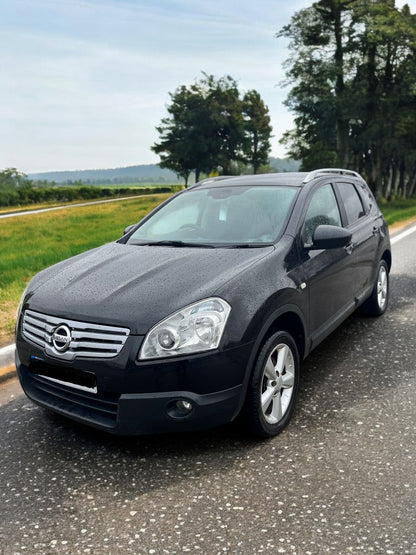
309,224,352,250
123,224,136,236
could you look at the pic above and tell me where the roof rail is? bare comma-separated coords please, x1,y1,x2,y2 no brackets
192,175,235,188
302,168,364,183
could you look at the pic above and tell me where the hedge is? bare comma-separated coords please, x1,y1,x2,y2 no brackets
0,185,183,208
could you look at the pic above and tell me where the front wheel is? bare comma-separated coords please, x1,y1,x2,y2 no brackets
244,331,300,438
361,260,389,316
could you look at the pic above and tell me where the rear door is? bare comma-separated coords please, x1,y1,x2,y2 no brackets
334,180,378,303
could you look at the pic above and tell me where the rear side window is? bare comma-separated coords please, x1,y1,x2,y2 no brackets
337,182,365,225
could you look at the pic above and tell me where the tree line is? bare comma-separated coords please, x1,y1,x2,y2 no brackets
278,0,416,199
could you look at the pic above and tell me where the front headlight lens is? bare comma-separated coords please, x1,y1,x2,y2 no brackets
139,297,231,360
15,284,30,334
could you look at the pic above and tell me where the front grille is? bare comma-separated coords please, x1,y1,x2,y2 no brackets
22,309,130,361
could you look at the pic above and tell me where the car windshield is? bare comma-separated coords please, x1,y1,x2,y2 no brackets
127,185,298,247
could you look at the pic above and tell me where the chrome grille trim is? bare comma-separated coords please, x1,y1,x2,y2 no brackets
22,309,130,361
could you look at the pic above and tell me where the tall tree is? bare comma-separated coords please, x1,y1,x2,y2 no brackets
278,0,416,198
152,85,215,186
242,90,273,173
278,0,357,169
350,0,416,197
152,74,272,184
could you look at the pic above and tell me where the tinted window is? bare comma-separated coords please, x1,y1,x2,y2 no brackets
338,182,365,224
128,185,298,246
303,184,342,245
357,182,374,213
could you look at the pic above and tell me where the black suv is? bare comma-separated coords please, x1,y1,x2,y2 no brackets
15,169,391,437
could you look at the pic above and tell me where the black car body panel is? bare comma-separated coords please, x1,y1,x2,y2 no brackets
15,170,391,435
25,242,274,334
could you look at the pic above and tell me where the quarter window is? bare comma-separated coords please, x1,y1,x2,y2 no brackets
337,182,365,225
303,184,342,245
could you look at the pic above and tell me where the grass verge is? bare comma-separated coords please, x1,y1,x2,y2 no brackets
381,199,416,226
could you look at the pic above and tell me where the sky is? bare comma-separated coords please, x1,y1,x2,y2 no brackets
1,0,415,173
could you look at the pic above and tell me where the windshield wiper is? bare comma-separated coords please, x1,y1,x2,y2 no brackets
223,243,273,249
132,240,216,248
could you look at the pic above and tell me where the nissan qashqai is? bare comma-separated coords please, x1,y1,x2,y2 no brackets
15,169,391,437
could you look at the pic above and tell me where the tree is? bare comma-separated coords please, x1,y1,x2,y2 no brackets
0,168,33,206
350,0,416,197
152,74,272,184
152,85,210,186
278,0,416,198
242,90,273,174
278,1,358,169
0,168,29,189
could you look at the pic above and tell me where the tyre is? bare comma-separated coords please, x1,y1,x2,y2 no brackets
361,260,389,316
244,331,300,438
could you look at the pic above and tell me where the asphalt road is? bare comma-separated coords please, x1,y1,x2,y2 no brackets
1,233,415,554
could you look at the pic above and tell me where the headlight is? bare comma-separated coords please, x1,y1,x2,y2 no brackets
139,297,231,360
15,284,30,334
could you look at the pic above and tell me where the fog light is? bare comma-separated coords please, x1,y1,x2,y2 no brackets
176,400,193,413
166,398,194,419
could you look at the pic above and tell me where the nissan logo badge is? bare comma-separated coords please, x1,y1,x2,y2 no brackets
52,324,72,352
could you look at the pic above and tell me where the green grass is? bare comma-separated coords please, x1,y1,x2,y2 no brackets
0,193,171,342
380,199,416,226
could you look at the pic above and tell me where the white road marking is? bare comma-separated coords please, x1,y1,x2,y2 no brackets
0,194,151,219
391,223,416,245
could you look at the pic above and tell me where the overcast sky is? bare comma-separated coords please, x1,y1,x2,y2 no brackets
1,0,414,173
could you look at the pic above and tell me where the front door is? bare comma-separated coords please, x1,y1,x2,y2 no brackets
299,183,354,348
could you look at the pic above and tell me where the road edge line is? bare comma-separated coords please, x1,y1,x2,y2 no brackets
391,223,416,245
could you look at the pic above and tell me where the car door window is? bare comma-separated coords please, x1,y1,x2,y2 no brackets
303,184,342,245
337,182,365,225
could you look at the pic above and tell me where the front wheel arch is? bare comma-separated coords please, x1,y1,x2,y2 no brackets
361,259,389,316
232,306,306,423
243,330,301,438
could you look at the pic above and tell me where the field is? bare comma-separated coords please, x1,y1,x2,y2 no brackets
0,193,171,344
1,194,416,345
380,198,416,226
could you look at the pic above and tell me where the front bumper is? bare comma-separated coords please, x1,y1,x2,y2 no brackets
15,338,251,435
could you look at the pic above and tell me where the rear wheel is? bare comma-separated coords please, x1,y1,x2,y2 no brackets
361,260,389,316
245,331,300,438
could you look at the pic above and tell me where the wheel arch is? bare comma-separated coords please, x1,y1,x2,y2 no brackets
258,311,306,362
237,308,306,434
381,249,392,272
235,305,307,419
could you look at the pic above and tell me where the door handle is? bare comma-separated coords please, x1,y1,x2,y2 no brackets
344,242,354,255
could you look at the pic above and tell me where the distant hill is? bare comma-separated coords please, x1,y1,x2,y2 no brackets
28,158,300,185
269,157,300,172
28,164,181,185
